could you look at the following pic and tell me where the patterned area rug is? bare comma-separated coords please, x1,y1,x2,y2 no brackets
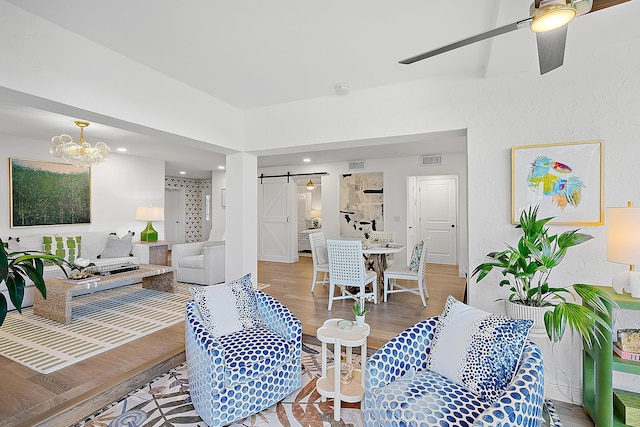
0,283,192,374
74,340,563,427
76,342,363,427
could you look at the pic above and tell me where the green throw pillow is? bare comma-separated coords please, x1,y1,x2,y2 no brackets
43,235,82,263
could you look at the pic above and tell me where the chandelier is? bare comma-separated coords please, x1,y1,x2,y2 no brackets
50,121,110,167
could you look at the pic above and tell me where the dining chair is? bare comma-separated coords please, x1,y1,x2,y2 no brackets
370,231,395,243
383,237,430,306
326,239,377,310
369,231,396,267
309,231,329,293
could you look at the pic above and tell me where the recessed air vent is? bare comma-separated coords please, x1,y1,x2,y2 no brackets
348,161,365,170
421,155,442,166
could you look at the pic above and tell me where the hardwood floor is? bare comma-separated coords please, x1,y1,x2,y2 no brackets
259,256,466,348
0,257,593,426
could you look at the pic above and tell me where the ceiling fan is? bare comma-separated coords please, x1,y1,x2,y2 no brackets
400,0,630,74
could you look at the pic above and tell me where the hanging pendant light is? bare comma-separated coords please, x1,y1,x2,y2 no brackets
50,121,111,167
306,179,316,190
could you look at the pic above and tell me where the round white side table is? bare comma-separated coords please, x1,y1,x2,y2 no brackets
316,318,370,422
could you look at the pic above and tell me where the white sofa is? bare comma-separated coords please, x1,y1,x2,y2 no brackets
172,239,225,285
2,231,146,310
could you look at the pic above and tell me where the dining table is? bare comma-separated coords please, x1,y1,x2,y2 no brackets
361,243,406,301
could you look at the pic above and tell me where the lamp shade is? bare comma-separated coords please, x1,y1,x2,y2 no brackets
135,206,164,222
606,206,640,265
310,209,322,219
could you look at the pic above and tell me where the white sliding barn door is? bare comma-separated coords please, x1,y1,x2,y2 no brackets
258,178,298,263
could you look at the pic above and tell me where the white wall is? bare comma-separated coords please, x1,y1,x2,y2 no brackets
210,170,227,240
247,12,640,402
259,151,468,270
0,0,243,151
0,134,165,241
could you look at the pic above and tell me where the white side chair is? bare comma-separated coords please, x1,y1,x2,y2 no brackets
383,237,430,307
172,230,226,285
327,240,377,311
309,231,329,293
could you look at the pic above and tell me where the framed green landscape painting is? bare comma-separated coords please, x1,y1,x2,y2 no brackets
10,158,91,227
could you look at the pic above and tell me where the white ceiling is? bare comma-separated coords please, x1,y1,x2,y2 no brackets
2,0,633,177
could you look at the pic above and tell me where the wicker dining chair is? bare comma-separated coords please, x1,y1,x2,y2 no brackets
383,236,431,306
326,239,377,310
309,231,329,293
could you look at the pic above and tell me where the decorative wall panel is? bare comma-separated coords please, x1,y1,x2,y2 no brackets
165,177,212,242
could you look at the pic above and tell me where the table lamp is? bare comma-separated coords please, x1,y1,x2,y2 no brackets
135,206,164,242
606,202,640,298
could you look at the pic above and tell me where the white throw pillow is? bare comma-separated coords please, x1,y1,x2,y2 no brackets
426,296,533,402
190,273,265,337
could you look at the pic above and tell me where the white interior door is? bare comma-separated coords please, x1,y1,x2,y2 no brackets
418,176,458,265
164,188,185,243
258,178,297,263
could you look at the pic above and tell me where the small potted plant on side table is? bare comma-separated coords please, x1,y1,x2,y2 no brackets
353,296,370,327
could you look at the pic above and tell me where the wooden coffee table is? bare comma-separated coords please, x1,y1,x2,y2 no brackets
34,264,175,325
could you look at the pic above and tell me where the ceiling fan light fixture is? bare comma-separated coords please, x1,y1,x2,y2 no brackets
531,4,576,33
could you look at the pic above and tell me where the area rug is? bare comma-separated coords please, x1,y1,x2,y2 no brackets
0,283,193,374
74,341,563,427
76,342,363,427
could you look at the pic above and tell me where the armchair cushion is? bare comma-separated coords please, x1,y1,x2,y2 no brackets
427,296,533,402
190,273,265,337
369,368,491,426
219,326,292,387
180,255,204,269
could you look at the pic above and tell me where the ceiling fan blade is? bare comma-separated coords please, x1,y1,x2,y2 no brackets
536,25,568,74
590,0,630,13
399,19,531,65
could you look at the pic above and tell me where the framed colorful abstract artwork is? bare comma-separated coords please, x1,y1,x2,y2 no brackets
10,158,91,227
511,140,603,225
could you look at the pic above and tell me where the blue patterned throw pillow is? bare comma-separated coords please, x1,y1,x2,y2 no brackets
426,296,533,402
409,240,423,272
190,273,265,337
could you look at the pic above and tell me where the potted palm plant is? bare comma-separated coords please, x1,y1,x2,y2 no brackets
471,205,616,348
0,239,68,326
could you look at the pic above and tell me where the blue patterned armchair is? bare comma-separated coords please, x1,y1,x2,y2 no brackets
185,288,302,426
364,316,545,427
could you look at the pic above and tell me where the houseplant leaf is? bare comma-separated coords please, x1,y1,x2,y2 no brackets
471,205,617,347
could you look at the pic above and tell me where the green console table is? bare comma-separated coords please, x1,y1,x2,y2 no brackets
583,285,640,426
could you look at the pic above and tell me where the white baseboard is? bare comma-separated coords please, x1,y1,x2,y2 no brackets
545,380,582,405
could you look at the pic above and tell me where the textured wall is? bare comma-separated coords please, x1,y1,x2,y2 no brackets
165,177,212,243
